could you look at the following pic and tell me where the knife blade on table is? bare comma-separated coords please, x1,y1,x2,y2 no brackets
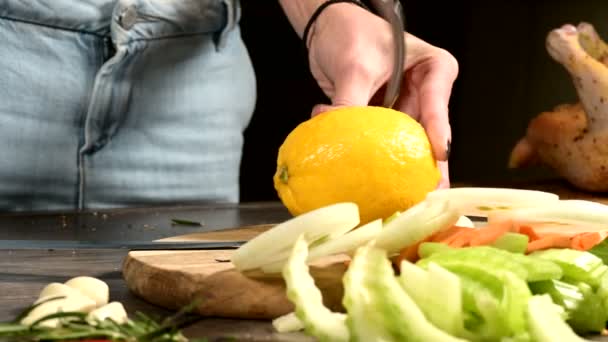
0,239,247,250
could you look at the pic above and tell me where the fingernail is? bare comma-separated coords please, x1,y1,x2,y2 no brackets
446,140,451,160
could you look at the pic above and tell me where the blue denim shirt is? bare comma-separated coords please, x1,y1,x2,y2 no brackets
0,0,256,211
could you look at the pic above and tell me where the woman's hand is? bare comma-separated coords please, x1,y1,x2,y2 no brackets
305,3,459,188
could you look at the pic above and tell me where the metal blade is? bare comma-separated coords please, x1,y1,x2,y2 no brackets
0,239,247,251
369,0,406,108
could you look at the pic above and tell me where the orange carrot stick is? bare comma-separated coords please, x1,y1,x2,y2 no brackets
526,234,572,253
570,231,608,251
445,230,476,248
469,221,514,246
430,225,472,243
515,225,541,241
393,236,433,266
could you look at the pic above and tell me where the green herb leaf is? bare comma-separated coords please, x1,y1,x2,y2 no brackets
171,219,203,227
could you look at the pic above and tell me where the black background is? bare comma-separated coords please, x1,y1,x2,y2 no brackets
238,1,608,202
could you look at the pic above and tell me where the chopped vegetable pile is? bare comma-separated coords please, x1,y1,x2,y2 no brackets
232,188,608,341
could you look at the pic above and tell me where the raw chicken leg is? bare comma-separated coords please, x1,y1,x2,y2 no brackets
509,23,608,191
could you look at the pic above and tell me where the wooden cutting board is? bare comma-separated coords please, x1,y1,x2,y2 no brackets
122,224,347,320
123,181,608,320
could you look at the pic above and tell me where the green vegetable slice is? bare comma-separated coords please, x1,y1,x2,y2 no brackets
418,242,454,259
567,282,607,333
529,279,583,319
282,235,348,342
491,232,529,254
343,243,466,342
399,260,468,338
233,202,360,271
418,246,562,281
589,238,608,265
527,295,589,342
529,249,604,287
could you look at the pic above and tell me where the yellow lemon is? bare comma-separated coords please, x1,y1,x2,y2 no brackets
273,106,441,224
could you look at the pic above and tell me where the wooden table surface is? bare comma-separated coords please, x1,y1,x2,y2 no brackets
2,180,608,341
0,201,313,341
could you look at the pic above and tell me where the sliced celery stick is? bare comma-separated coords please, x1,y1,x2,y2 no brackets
491,232,529,254
527,295,589,342
282,235,348,342
418,261,530,339
419,246,562,281
529,279,584,317
567,282,607,334
343,243,467,341
398,261,467,337
500,271,532,335
529,249,603,285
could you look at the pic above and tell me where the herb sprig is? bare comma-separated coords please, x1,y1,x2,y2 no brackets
0,297,207,342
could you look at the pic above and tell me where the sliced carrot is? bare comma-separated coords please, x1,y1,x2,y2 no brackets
469,220,514,246
393,236,433,265
445,230,476,248
570,231,608,251
430,225,472,243
526,234,572,253
515,224,541,241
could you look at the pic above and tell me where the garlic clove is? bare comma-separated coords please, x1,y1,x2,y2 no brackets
36,283,84,304
64,276,109,307
86,301,129,325
22,294,96,328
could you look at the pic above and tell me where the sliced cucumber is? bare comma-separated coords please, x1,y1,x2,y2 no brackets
426,187,559,217
282,235,349,342
261,219,382,274
527,295,589,342
232,202,360,271
375,199,460,255
272,312,304,333
343,243,467,341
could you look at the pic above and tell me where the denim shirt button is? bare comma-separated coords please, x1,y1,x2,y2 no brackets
119,7,137,30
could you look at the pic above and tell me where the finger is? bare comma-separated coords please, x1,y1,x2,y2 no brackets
436,161,450,189
408,60,457,161
310,70,376,117
331,68,377,107
311,104,335,117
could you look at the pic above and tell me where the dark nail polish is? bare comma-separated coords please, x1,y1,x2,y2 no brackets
446,140,451,160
